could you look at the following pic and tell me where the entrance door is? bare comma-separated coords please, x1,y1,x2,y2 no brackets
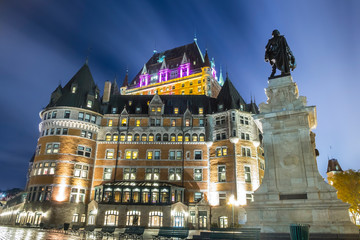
198,211,207,229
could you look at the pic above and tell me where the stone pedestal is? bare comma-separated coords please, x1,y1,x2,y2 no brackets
245,75,358,233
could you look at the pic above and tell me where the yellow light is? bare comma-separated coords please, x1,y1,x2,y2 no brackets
55,184,66,202
228,195,240,207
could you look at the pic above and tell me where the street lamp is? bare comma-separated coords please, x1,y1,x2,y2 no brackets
228,194,240,228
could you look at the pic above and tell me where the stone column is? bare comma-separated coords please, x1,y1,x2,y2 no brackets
245,75,358,233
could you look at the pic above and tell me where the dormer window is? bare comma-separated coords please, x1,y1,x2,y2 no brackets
199,108,203,114
185,119,190,127
129,101,132,106
71,86,77,93
174,108,179,114
218,104,224,111
95,92,98,99
111,107,117,114
135,107,141,113
152,107,156,112
157,107,161,112
121,118,127,126
87,100,93,108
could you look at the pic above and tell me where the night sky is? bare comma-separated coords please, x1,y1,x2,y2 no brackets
0,0,359,190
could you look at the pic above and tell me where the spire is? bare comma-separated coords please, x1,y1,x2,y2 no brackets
181,52,189,64
194,32,198,43
203,50,210,67
160,58,167,70
111,75,120,95
218,66,224,86
122,70,129,88
141,64,148,74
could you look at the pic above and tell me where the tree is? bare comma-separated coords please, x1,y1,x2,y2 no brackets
328,169,360,222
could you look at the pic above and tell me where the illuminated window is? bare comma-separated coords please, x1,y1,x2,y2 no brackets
172,212,184,227
218,166,226,182
199,107,203,114
112,134,119,141
136,119,141,127
108,119,113,126
149,134,154,142
149,211,163,227
246,193,253,205
121,118,127,126
126,211,141,226
177,134,183,142
71,86,77,93
103,168,112,180
194,192,202,202
87,100,93,108
119,133,126,141
125,150,138,160
111,107,117,114
199,134,205,142
174,108,179,114
123,168,136,180
74,164,88,178
219,216,228,228
105,134,111,141
169,168,182,181
198,86,201,92
194,169,202,181
184,134,190,142
145,168,160,181
170,134,176,142
152,107,156,112
141,134,147,141
147,151,153,160
128,101,132,106
216,147,228,156
45,143,60,154
106,149,114,159
185,119,190,126
245,166,251,183
192,134,198,142
134,134,140,141
127,134,133,141
104,210,119,226
70,188,85,203
171,119,176,126
72,214,79,223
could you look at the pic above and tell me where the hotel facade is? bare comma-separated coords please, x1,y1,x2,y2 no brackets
0,41,264,229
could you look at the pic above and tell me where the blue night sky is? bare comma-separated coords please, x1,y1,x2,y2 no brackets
0,0,359,190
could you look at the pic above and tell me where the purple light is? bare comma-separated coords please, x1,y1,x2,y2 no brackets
139,74,149,87
179,63,190,78
158,69,170,82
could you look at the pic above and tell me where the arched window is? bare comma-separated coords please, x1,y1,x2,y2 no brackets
105,134,111,141
126,210,141,226
173,212,184,227
170,134,176,142
199,134,205,142
156,134,161,141
134,134,140,141
192,134,198,142
127,134,133,142
163,134,169,142
104,210,119,226
120,133,126,141
112,134,119,142
184,134,190,142
177,133,183,142
149,134,154,142
141,134,147,142
149,211,163,227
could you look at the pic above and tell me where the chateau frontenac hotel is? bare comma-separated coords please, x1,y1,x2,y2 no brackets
1,41,265,229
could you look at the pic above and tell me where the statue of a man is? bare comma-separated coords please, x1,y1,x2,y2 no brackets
265,30,296,78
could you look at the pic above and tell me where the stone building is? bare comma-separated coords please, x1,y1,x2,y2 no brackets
1,41,264,229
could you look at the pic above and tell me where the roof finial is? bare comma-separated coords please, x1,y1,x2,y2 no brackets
194,29,197,43
153,40,157,54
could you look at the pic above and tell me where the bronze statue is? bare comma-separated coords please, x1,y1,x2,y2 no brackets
265,30,296,78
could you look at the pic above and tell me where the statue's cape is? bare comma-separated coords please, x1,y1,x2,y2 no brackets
265,35,295,73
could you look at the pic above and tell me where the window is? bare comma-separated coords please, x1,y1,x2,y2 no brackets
163,134,168,141
199,119,204,127
127,134,133,141
194,169,202,181
123,168,136,180
149,211,163,227
141,134,147,141
120,133,126,141
51,111,57,119
72,214,79,223
184,134,190,142
218,166,226,182
71,86,77,93
245,166,251,183
190,211,196,224
103,168,112,180
62,128,68,135
242,147,251,157
185,119,190,127
64,110,70,118
147,150,160,160
106,149,114,159
77,146,91,157
136,119,141,127
173,212,184,227
91,115,96,123
32,162,56,176
169,150,182,160
194,192,202,202
134,134,140,141
126,211,141,226
192,134,198,142
171,119,176,126
112,134,119,141
174,108,179,114
74,164,88,178
170,134,176,142
145,168,160,180
219,216,228,228
155,134,161,141
157,107,161,112
240,116,249,125
199,107,203,114
219,193,227,206
199,134,205,142
241,133,250,140
111,107,117,114
177,134,183,142
36,145,41,155
85,114,91,122
194,151,202,160
169,168,182,181
125,150,138,160
246,193,253,205
221,132,226,140
105,134,111,141
121,118,127,126
104,210,119,226
69,188,85,203
45,143,60,154
108,119,113,126
81,214,86,223
216,147,228,156
87,100,93,108
148,134,154,142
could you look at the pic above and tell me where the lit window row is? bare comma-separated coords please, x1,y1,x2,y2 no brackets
102,168,183,181
103,210,164,227
45,143,60,154
41,128,68,136
78,112,97,123
70,188,86,203
27,186,52,202
105,133,205,142
80,130,93,139
32,162,56,176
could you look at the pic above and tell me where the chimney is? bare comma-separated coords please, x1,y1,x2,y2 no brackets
103,81,111,103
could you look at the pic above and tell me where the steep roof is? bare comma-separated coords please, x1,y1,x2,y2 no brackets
203,50,210,67
46,63,101,113
216,75,247,111
327,158,343,173
129,41,206,87
111,77,120,95
121,71,129,88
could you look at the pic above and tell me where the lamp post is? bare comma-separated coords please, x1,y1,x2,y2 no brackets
228,194,240,228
